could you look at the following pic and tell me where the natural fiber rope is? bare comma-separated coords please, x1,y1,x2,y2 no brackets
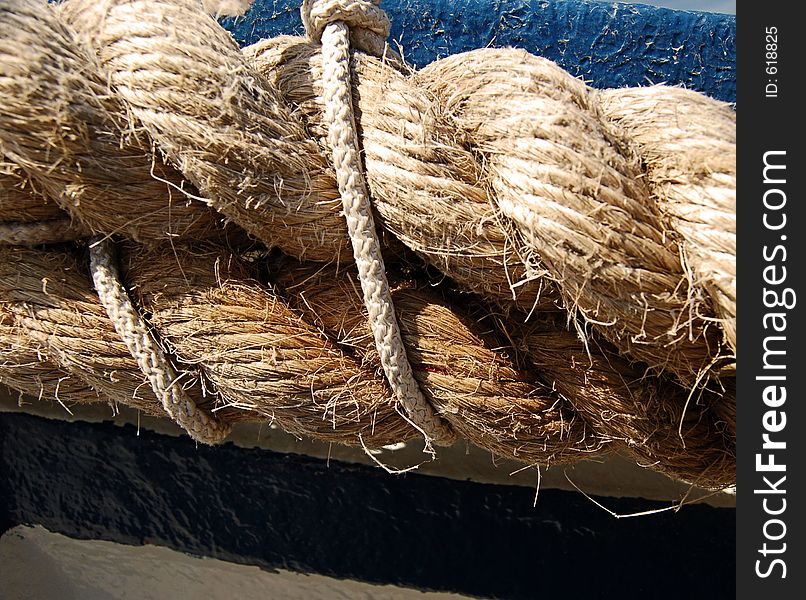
247,36,735,385
0,159,92,244
596,87,737,353
0,1,219,244
0,220,88,246
0,241,733,487
0,0,736,488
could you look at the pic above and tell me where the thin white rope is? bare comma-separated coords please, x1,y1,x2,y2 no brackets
89,236,230,444
303,0,455,448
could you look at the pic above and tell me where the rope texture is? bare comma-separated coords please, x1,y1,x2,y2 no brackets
89,237,230,443
0,0,736,489
312,0,455,447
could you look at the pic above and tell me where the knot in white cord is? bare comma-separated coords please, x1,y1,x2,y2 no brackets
301,0,390,56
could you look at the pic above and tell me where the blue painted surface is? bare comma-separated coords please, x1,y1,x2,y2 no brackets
221,0,735,102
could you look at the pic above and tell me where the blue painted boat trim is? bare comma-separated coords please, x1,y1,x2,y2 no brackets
222,0,736,102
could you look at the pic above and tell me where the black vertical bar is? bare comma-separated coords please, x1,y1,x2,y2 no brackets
736,2,804,598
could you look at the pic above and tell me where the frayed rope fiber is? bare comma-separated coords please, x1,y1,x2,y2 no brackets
0,0,735,489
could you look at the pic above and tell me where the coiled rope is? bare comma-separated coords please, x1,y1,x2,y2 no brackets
0,0,735,489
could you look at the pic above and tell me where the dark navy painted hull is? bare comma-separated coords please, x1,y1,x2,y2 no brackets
1,413,735,598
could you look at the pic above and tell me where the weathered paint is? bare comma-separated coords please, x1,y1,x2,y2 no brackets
1,525,472,600
222,0,736,101
1,413,734,598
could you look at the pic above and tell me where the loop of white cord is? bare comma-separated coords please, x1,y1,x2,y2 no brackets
305,0,456,449
89,237,230,444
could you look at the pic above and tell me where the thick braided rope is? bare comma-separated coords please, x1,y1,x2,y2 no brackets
596,87,737,353
0,242,734,488
248,37,735,385
0,0,736,487
0,247,168,416
89,237,230,443
53,0,347,262
1,160,66,223
1,309,98,407
304,0,455,447
0,159,91,244
247,37,560,315
0,0,218,244
2,0,733,384
270,259,734,486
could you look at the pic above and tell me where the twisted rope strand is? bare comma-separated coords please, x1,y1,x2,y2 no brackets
0,220,89,246
89,237,230,443
596,87,737,353
0,246,166,416
0,0,217,243
0,0,736,488
0,236,734,488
